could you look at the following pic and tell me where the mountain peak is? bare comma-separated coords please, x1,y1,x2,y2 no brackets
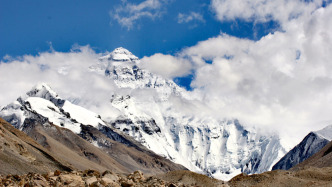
27,83,58,98
25,83,65,107
101,47,139,63
112,47,132,54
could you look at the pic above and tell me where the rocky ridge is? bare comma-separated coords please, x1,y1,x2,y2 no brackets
292,140,332,170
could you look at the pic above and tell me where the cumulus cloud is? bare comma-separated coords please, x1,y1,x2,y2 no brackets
177,12,205,24
178,3,332,148
0,46,121,120
140,53,192,79
110,0,167,30
210,0,324,26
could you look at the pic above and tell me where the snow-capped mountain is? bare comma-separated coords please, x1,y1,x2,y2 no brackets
0,83,105,134
0,83,186,174
90,47,191,100
1,47,286,181
91,47,286,180
108,94,285,180
272,125,332,170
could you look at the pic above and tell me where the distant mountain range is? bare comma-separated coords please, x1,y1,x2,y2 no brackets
1,47,287,180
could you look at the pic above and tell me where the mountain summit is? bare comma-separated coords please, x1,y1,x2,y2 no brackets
100,47,139,63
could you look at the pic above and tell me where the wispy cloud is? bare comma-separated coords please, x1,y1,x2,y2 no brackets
0,46,122,120
140,53,192,79
110,0,167,30
177,12,205,24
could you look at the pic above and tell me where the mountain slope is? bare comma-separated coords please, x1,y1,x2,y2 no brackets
272,125,332,170
292,140,332,170
0,83,186,175
21,118,129,173
0,117,72,174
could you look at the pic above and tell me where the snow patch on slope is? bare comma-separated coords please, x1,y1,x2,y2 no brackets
26,97,82,134
62,101,105,128
0,83,107,135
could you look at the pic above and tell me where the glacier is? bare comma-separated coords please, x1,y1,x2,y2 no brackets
0,47,286,181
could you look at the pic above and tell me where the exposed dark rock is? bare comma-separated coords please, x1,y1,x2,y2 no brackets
272,132,329,170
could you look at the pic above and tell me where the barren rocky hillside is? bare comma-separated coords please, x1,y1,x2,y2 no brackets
0,118,72,174
0,116,185,176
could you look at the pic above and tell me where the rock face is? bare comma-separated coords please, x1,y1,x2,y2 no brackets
292,140,332,170
0,47,286,180
272,125,332,171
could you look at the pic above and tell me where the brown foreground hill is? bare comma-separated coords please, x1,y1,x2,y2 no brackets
0,117,185,176
22,118,186,174
0,118,72,174
229,167,332,187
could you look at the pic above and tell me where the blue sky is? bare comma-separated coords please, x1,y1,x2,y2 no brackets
0,0,280,90
0,0,277,59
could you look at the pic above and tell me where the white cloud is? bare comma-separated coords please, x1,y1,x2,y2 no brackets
178,3,332,148
110,0,166,30
140,53,192,79
210,0,324,26
177,12,205,24
0,46,121,120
